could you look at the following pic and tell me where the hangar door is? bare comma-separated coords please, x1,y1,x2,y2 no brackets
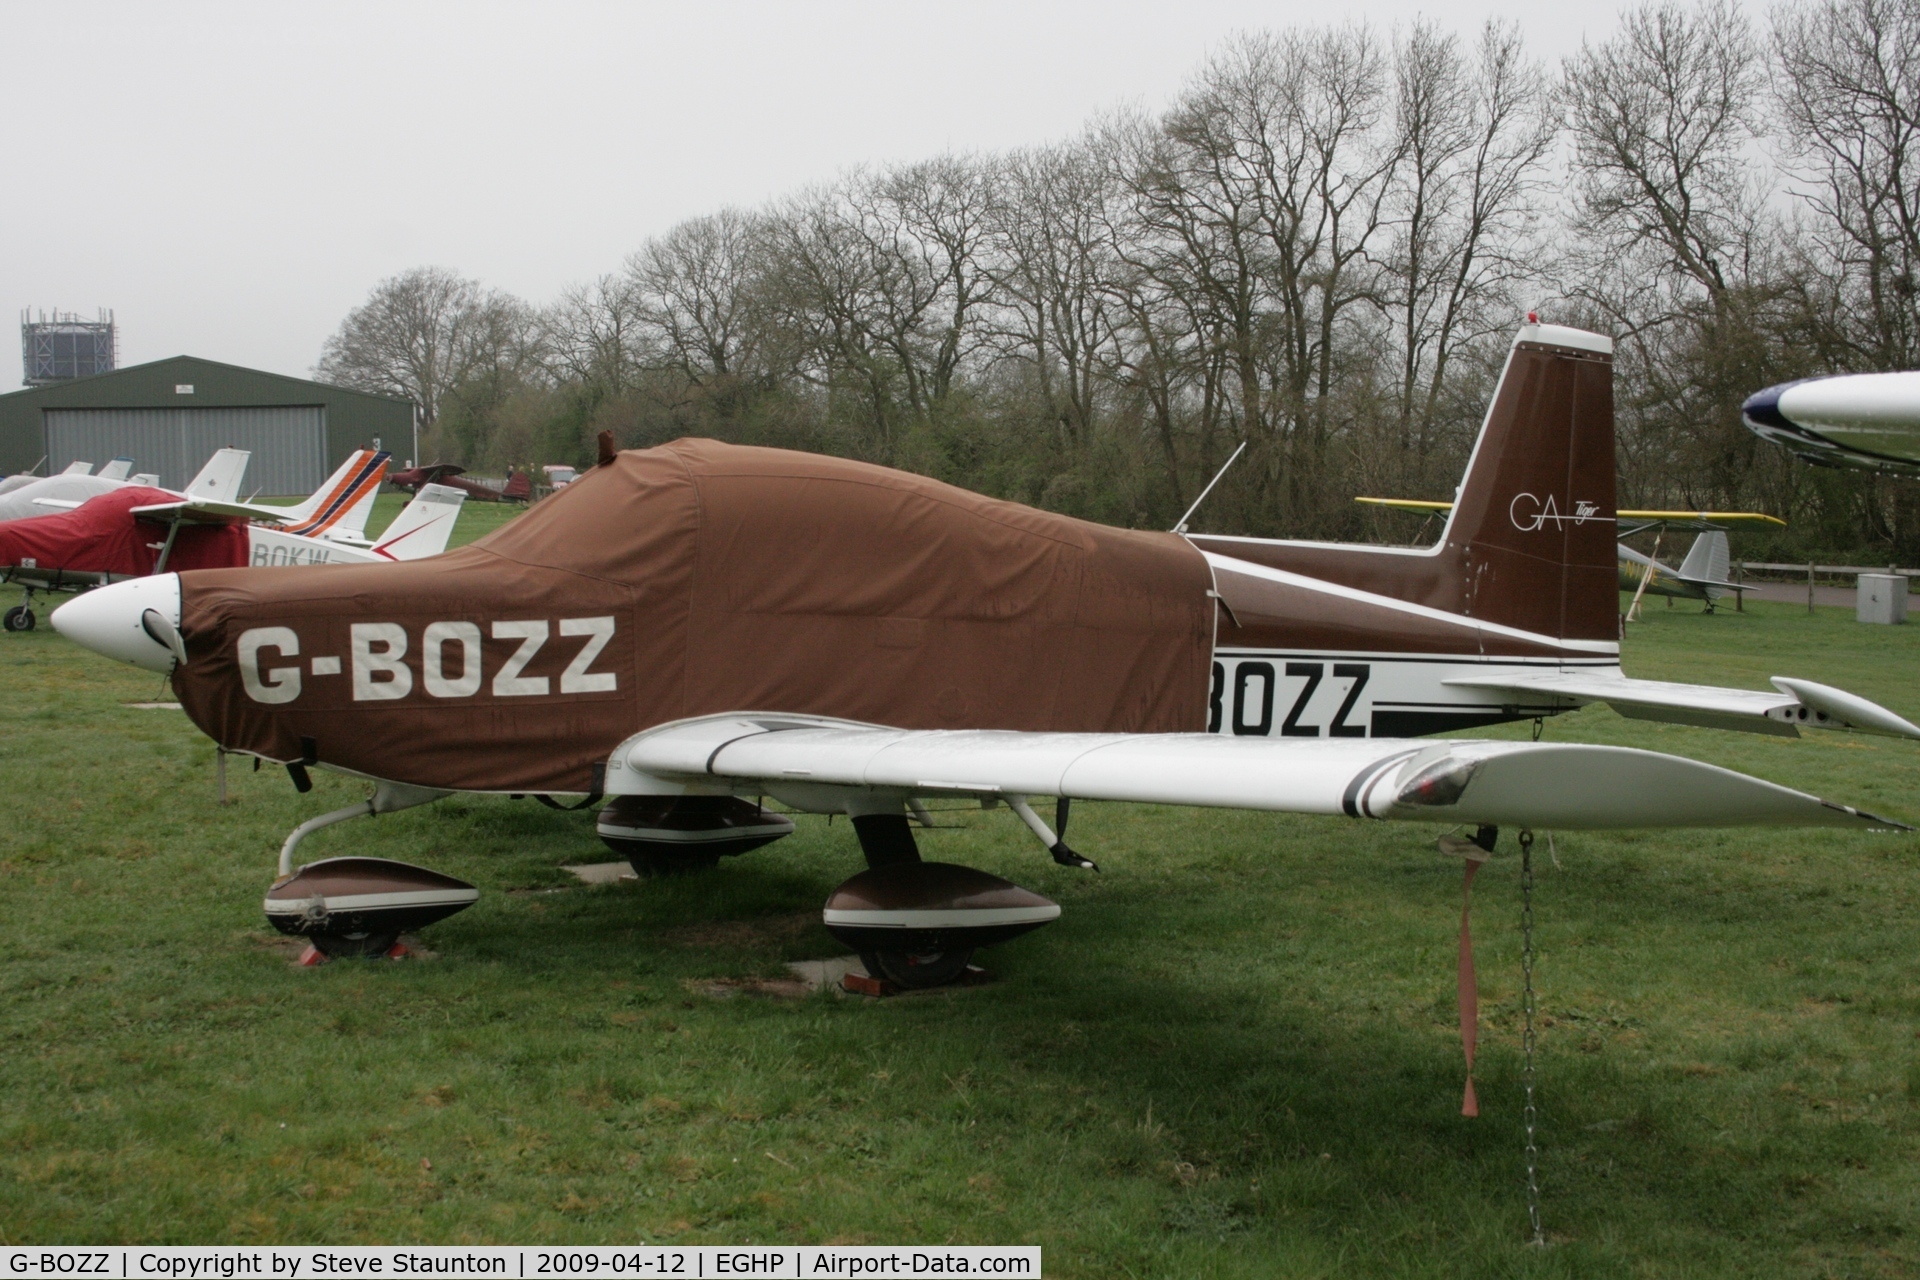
44,406,328,496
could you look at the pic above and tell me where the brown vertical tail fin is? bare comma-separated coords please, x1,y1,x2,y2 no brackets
1437,323,1617,642
1189,321,1619,645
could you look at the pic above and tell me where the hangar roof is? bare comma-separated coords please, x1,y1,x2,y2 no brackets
0,354,408,413
0,356,413,474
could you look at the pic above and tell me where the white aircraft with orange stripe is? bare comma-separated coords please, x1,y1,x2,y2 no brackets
131,449,393,544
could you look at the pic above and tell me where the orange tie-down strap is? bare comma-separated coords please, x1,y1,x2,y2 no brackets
1439,832,1494,1118
1458,857,1483,1117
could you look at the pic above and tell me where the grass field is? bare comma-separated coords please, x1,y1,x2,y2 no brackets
2,536,1918,1273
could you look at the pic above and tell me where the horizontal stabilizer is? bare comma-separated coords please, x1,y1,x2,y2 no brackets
607,714,1904,832
127,500,247,525
1444,670,1920,740
31,498,85,511
1356,496,1786,530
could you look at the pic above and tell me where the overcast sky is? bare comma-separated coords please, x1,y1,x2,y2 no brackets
4,0,1702,389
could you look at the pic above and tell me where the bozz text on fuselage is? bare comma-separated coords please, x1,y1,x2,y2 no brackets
235,618,619,705
1209,658,1372,738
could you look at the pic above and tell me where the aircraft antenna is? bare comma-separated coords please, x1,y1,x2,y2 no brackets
1172,440,1248,534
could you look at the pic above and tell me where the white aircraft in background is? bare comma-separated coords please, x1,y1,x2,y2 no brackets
0,456,177,516
15,448,393,545
0,451,433,631
150,449,395,545
1745,371,1920,475
0,458,138,497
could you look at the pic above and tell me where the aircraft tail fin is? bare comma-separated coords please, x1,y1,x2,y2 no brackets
184,448,251,500
61,461,93,476
269,449,392,538
1187,321,1620,642
1677,530,1731,586
371,483,465,561
1434,322,1619,640
97,457,134,481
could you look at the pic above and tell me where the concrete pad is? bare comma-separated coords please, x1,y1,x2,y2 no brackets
563,861,638,885
787,955,869,991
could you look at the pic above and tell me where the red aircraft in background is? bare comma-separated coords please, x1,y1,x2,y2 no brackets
388,463,530,503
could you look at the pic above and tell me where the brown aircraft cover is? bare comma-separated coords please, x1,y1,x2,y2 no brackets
171,440,1217,793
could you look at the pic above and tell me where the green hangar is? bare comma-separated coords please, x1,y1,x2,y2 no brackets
0,356,413,496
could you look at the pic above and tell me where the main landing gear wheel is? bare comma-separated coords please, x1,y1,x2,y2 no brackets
3,606,34,632
309,928,401,959
859,948,976,990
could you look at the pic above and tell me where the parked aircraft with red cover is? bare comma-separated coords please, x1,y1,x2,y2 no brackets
0,483,466,634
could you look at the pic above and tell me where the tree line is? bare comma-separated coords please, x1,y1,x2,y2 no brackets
315,0,1920,562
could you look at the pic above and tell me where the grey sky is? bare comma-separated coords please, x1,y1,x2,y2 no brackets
3,0,1663,390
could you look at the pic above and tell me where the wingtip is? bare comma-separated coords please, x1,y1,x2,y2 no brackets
1823,801,1915,832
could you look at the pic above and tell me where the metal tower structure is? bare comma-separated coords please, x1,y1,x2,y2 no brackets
21,308,117,386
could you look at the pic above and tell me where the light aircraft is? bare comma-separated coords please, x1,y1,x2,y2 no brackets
0,452,234,524
153,448,395,546
389,462,531,503
0,459,138,497
1744,371,1920,475
0,449,393,631
1355,497,1780,612
49,322,1917,988
0,481,465,633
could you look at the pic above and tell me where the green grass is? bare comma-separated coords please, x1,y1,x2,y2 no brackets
1,595,1917,1274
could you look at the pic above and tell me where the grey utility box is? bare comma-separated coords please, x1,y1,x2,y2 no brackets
1857,573,1910,624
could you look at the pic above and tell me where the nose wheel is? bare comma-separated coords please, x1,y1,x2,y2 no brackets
859,947,976,989
3,605,34,632
309,928,401,959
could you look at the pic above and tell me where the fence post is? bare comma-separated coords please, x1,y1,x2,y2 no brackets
1808,563,1816,614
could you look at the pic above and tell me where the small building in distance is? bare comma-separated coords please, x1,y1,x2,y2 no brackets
0,356,413,495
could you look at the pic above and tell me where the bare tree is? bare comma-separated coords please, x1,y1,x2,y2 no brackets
1773,0,1920,367
628,209,764,384
1562,0,1766,311
316,266,532,430
988,139,1124,444
1379,21,1551,458
542,273,650,398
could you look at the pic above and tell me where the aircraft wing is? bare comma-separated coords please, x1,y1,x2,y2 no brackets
31,498,85,511
1358,497,1785,531
1618,509,1786,529
610,714,1902,831
1443,671,1920,739
1356,497,1453,515
126,500,251,525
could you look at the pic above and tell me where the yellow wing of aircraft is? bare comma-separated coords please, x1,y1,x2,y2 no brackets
1355,498,1787,609
1355,497,1785,529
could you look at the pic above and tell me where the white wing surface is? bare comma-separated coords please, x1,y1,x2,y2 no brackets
608,713,1901,831
1444,671,1920,740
